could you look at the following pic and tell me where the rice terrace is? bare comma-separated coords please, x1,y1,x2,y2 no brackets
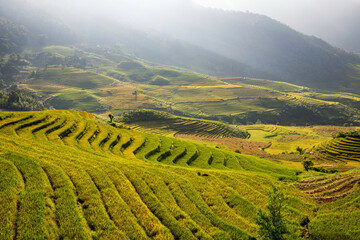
1,0,360,239
1,110,359,239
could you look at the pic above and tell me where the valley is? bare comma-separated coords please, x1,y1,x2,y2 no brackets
1,43,360,240
16,45,360,127
1,0,360,239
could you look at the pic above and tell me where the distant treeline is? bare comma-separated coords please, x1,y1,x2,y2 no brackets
0,88,51,111
180,102,358,126
336,130,360,138
121,109,172,123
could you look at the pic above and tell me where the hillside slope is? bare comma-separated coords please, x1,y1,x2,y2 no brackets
0,110,317,239
2,0,360,92
296,173,360,240
106,1,360,91
0,0,269,80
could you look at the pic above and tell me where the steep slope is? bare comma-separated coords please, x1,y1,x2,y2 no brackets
0,0,77,49
0,0,268,80
296,173,360,239
3,0,360,92
127,3,360,90
18,50,360,126
0,110,315,239
315,130,360,163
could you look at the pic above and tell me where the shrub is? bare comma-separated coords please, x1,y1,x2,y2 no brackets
121,109,172,123
255,187,289,240
296,146,305,155
150,76,170,86
336,130,360,138
302,160,314,171
309,167,339,174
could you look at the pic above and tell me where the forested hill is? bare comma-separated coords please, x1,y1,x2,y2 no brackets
0,0,269,80
112,2,360,90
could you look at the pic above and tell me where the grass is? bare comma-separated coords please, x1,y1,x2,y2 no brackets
295,173,360,239
42,46,75,57
0,110,320,239
20,66,119,113
19,46,360,126
1,152,48,239
28,67,115,89
48,90,107,112
220,77,306,92
125,109,249,139
241,124,329,154
0,159,19,240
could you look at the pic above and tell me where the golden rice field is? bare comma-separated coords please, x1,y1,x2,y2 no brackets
0,110,359,239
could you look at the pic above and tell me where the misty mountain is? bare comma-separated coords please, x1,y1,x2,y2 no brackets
1,0,360,92
112,2,360,90
322,7,360,53
0,0,271,79
0,0,77,50
274,1,360,54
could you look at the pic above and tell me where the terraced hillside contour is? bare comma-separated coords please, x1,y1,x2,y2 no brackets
308,185,360,240
316,133,360,163
122,110,249,139
294,172,360,240
0,110,318,240
295,173,360,204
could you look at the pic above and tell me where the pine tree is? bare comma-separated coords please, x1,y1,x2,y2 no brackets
256,187,288,240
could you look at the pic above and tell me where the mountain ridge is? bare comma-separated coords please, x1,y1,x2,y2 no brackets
1,0,360,93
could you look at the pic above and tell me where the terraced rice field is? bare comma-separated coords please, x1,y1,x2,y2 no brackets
173,134,269,157
241,124,328,155
295,173,360,204
294,172,360,240
0,110,317,240
129,118,248,139
308,186,360,240
316,136,360,163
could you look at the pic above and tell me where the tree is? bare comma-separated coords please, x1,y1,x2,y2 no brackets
256,187,288,240
132,90,138,101
302,160,314,171
108,113,114,123
296,146,304,155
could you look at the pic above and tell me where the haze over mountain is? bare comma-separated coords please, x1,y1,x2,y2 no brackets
1,0,360,92
195,0,360,54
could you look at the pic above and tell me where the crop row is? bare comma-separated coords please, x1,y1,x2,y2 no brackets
315,134,360,163
129,117,249,139
0,110,313,239
295,173,360,204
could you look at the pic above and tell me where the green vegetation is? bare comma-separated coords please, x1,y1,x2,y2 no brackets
0,19,28,55
302,160,314,171
1,45,355,126
295,172,360,239
123,109,250,139
315,129,360,163
29,67,115,89
0,110,319,239
221,77,306,92
0,88,51,111
336,130,360,138
42,46,75,57
256,187,291,240
47,90,108,113
241,124,326,155
0,4,359,238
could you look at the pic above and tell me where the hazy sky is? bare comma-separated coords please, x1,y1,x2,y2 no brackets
194,0,360,37
33,0,360,36
31,0,360,50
